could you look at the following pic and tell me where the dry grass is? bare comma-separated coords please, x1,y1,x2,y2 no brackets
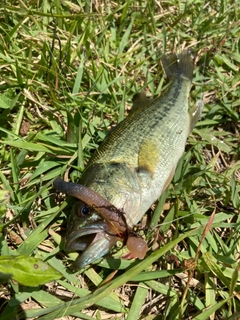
0,0,240,319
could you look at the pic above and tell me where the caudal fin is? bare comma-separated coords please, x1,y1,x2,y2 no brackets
161,49,194,81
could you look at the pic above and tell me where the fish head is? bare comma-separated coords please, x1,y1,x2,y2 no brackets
53,171,143,269
65,200,119,269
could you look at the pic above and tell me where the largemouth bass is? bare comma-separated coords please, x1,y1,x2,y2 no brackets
54,50,203,269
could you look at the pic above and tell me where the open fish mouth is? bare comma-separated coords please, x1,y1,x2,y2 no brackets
65,221,112,251
53,177,148,268
65,222,119,269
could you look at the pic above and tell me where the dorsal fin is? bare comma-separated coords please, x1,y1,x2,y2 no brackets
131,91,152,113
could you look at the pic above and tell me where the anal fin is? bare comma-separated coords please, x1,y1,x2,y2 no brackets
189,99,204,132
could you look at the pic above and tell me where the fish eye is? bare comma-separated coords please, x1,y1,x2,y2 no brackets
81,205,90,215
76,203,91,217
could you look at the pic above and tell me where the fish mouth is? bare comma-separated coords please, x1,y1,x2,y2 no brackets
65,222,119,269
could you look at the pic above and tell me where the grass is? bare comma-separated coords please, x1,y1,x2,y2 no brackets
0,0,240,319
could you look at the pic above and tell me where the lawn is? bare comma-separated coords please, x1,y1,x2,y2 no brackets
0,0,239,319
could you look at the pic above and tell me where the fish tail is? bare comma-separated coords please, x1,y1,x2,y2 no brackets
161,49,194,81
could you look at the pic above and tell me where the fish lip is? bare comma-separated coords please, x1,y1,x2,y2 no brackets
65,222,119,268
73,232,118,269
65,222,107,251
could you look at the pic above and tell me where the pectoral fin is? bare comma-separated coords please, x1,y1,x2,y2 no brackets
138,139,159,177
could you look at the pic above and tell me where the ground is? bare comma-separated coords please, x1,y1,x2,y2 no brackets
0,1,239,319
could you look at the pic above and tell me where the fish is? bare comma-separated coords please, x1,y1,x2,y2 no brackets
54,49,203,269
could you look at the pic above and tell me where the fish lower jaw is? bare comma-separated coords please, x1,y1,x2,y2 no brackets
65,228,119,269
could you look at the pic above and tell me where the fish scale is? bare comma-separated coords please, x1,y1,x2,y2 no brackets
54,50,203,269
